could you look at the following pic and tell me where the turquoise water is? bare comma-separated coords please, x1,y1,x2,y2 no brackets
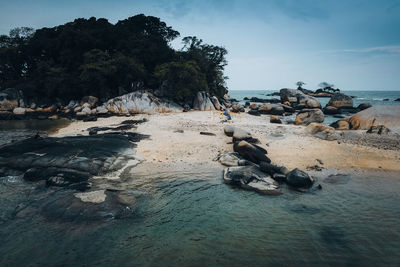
1,166,400,266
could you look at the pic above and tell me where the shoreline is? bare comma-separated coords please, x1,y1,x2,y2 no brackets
52,111,400,172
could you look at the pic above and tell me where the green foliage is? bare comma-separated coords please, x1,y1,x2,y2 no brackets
155,61,208,103
0,15,228,103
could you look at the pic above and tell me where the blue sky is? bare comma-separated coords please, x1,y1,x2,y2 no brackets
1,0,399,91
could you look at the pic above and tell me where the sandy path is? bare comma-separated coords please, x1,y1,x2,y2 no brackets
53,111,400,172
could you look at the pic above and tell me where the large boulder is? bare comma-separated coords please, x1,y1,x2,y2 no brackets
357,102,372,111
232,128,252,142
81,96,99,107
259,162,289,176
233,141,270,164
223,125,235,137
210,96,223,110
223,166,281,195
231,103,244,113
295,109,324,125
335,106,400,133
0,88,23,111
286,168,314,187
326,93,353,108
106,91,182,114
193,91,215,111
258,104,284,115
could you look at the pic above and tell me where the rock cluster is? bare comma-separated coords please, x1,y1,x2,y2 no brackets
220,125,314,194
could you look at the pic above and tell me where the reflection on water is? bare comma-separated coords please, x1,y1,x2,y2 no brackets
0,119,70,146
1,165,400,266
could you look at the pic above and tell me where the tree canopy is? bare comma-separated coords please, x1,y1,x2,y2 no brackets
0,15,228,104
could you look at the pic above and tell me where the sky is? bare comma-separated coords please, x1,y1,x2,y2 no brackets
0,0,399,91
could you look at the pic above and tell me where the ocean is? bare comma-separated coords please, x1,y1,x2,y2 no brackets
229,90,400,125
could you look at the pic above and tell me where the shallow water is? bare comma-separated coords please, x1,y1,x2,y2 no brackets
1,165,400,266
0,119,70,146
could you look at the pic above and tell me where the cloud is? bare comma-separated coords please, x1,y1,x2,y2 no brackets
319,45,400,55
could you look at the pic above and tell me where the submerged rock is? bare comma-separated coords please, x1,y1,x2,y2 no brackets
223,166,281,195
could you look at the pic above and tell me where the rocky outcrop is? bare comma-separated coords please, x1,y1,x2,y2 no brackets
223,166,281,195
258,104,284,115
280,88,321,109
106,91,182,114
233,140,270,164
231,103,244,113
193,91,215,111
0,88,24,111
332,106,400,133
210,96,223,110
326,93,353,108
286,168,314,188
295,109,324,125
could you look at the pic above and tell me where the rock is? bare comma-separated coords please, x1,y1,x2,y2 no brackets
383,98,389,101
258,103,273,114
270,115,282,124
244,101,250,107
306,123,337,140
286,168,314,187
82,102,91,109
193,91,215,111
280,88,321,109
249,103,258,110
233,141,270,164
81,106,92,115
357,102,372,111
223,166,280,195
200,132,216,136
395,98,400,102
232,128,252,142
0,88,23,111
96,106,109,114
210,96,222,110
330,120,350,130
248,109,261,116
0,133,147,188
258,104,284,115
326,93,353,108
107,91,182,114
323,106,340,115
295,109,324,125
83,116,97,122
231,103,244,113
81,96,99,107
218,152,242,166
281,104,294,113
66,100,76,109
90,108,97,115
223,125,235,137
259,162,288,176
48,115,58,120
12,107,26,115
74,106,82,113
367,125,390,135
30,102,37,109
333,106,400,132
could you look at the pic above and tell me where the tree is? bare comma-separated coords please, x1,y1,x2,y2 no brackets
155,61,208,104
296,81,306,89
318,82,334,89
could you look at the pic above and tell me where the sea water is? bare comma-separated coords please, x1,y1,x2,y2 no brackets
229,90,400,125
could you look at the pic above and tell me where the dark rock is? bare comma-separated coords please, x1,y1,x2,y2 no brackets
323,106,340,115
231,103,244,113
272,173,287,182
244,101,251,107
383,98,389,101
200,132,216,136
270,115,282,124
248,109,261,116
286,168,314,187
367,125,390,135
223,166,280,195
326,93,353,108
233,140,270,164
83,116,98,122
357,102,372,111
0,88,23,111
395,98,400,102
259,162,288,176
218,152,242,166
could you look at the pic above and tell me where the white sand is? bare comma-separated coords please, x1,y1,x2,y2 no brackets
53,111,400,172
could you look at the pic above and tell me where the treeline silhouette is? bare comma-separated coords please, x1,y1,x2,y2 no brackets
0,14,228,104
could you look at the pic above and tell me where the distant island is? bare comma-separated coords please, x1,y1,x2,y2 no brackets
0,14,228,106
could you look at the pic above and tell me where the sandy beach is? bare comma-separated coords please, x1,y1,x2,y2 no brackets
53,111,400,172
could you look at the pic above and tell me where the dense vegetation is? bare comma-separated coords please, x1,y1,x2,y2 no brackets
0,15,228,104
